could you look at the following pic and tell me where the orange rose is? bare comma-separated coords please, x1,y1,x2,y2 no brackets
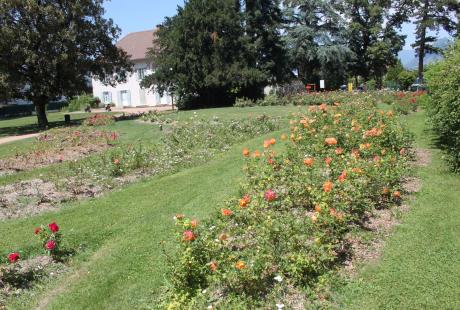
314,204,322,213
190,219,198,229
335,147,343,155
219,233,228,241
323,181,333,193
264,140,271,148
209,261,218,272
325,137,338,146
242,148,250,157
393,191,401,199
239,195,250,208
235,261,246,270
269,138,276,145
304,157,314,167
325,157,332,167
253,150,261,158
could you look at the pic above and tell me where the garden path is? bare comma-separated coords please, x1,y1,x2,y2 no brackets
0,133,39,145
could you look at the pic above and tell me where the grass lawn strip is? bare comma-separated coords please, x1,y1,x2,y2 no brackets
335,110,460,309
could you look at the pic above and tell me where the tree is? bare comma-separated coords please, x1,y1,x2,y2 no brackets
283,0,351,89
411,0,459,80
241,0,290,97
142,0,289,109
342,0,411,88
0,0,132,129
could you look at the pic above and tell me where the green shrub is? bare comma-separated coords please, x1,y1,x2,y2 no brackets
160,101,413,308
234,97,256,108
425,40,460,171
67,95,100,112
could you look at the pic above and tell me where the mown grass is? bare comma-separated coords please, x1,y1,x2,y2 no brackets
334,110,460,309
0,112,90,138
2,130,286,309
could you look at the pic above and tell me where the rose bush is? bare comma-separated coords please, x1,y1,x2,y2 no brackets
161,100,413,308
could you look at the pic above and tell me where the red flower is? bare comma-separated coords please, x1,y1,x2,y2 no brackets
264,189,277,202
325,157,332,167
34,227,42,235
221,209,233,216
8,252,20,263
338,170,347,183
45,240,56,251
182,230,196,242
48,222,59,233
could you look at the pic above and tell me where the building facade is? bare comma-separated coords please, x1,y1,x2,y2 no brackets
92,29,172,108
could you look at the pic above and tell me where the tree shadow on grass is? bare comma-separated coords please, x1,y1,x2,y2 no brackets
0,118,85,138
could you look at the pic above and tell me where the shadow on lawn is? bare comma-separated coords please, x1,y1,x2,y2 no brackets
0,118,85,138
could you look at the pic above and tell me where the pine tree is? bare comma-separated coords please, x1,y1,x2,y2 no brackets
411,0,459,80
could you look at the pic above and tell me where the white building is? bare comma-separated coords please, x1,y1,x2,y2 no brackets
92,29,172,108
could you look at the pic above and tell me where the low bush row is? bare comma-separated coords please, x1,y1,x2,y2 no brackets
162,101,413,308
425,40,460,171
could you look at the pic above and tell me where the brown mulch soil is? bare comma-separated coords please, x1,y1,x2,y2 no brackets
0,179,104,220
414,148,432,167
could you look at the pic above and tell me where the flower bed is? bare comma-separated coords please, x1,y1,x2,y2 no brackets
162,101,413,308
0,127,118,172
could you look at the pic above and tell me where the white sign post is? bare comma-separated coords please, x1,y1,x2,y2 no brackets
320,80,325,89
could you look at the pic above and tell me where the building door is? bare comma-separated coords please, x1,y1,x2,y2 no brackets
120,90,130,107
139,89,146,106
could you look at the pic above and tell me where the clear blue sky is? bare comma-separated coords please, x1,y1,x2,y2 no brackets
103,0,449,50
103,0,184,37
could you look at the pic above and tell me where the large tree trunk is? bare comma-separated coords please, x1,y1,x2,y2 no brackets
34,98,49,130
418,25,426,81
418,0,429,81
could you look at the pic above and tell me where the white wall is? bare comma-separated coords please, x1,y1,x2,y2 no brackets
92,60,172,108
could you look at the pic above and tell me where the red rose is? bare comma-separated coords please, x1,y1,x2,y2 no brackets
45,240,56,251
48,222,59,233
8,252,20,263
182,230,196,242
264,189,277,202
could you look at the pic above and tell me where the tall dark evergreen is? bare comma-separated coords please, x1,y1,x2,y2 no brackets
343,0,410,88
411,0,459,80
242,0,290,97
0,0,132,128
143,0,288,109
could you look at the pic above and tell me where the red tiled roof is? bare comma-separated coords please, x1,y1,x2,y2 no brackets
116,29,155,60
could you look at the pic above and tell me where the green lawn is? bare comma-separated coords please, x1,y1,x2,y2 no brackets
0,112,90,137
335,110,460,309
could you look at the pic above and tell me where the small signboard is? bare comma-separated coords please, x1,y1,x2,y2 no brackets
320,80,325,89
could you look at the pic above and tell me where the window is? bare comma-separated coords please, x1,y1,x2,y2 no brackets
136,68,147,80
102,91,112,103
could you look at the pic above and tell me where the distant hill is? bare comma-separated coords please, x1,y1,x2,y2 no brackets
398,37,452,70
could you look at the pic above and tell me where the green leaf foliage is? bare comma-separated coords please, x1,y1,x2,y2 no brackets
425,40,460,171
